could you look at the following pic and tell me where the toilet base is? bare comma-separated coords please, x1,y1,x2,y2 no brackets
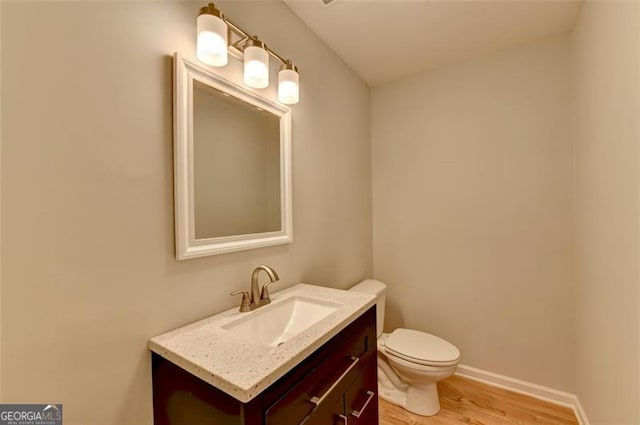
406,382,440,416
378,376,441,416
378,379,407,409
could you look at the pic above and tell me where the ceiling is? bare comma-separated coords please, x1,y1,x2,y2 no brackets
284,0,583,86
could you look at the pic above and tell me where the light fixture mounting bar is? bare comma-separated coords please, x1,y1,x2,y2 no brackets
221,11,292,67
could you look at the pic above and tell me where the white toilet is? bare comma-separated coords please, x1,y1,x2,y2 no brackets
349,279,460,416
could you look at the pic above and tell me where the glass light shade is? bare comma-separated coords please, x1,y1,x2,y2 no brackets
244,46,269,89
196,13,228,67
278,69,299,104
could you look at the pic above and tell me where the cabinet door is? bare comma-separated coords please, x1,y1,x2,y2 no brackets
344,362,378,425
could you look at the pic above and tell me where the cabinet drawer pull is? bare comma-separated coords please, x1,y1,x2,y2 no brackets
299,409,350,425
310,356,360,407
350,390,375,418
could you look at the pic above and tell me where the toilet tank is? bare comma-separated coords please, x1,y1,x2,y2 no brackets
349,279,386,337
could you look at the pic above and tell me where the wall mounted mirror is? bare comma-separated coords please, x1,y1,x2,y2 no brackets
173,53,292,260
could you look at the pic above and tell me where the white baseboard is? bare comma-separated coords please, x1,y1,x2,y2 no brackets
572,396,591,425
455,364,590,425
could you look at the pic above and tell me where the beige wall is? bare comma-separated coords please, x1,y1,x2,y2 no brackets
572,1,640,424
0,2,371,424
372,36,576,391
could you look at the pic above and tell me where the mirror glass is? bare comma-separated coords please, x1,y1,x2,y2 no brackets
174,54,292,260
193,80,281,239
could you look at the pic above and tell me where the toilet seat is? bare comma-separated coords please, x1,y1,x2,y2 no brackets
383,328,460,367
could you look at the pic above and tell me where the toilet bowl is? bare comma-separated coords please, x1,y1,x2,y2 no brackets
349,279,460,416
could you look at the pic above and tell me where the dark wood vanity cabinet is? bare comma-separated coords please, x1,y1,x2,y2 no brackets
152,306,378,425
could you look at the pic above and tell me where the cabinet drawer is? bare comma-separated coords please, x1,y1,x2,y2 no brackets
265,312,374,425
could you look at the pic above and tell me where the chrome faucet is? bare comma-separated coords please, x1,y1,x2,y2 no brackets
231,265,280,312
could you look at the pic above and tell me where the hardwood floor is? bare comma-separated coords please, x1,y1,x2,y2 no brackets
379,375,579,425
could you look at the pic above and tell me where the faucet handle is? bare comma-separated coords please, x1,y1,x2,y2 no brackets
230,290,251,312
260,280,277,301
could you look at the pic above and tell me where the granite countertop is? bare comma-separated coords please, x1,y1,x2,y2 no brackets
149,283,376,402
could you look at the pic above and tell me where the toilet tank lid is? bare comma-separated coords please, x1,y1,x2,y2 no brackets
385,328,460,364
350,279,387,296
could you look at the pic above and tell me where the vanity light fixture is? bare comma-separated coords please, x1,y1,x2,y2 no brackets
196,3,300,105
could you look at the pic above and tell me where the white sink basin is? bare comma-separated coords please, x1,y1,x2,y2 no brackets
222,296,342,347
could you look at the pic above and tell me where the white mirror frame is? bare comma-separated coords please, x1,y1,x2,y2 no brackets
173,53,293,260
